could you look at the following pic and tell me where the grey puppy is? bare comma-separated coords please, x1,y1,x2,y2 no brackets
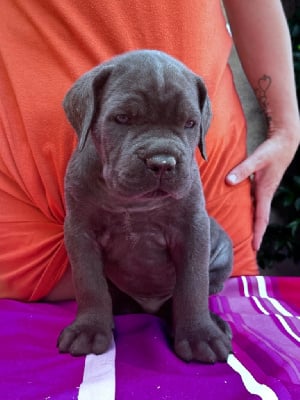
58,50,233,363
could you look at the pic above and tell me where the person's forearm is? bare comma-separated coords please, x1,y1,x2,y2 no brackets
223,0,299,142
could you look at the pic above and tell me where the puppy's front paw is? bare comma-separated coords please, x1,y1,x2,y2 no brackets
174,313,232,363
57,315,113,356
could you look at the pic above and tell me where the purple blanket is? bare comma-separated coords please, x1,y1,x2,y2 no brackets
1,276,300,399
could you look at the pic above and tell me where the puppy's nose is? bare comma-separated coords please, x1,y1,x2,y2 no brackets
145,155,176,174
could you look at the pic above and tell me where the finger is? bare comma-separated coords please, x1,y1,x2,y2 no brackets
252,177,273,251
226,144,270,186
253,203,271,251
226,156,258,185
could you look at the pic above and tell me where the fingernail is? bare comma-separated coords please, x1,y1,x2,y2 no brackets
227,173,238,185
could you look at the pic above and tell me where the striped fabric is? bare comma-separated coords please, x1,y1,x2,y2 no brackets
0,276,299,399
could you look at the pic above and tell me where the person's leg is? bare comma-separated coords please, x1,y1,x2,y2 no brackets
43,266,75,301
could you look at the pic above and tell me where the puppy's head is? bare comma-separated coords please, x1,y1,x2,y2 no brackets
63,50,211,200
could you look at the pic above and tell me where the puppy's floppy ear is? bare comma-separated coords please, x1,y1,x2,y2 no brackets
63,65,113,151
196,77,212,161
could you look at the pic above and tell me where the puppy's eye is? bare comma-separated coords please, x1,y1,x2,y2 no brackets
115,114,130,124
184,120,196,129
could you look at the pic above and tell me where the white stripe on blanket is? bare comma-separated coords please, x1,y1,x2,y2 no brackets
256,276,294,317
275,314,300,343
255,277,300,342
78,339,116,400
227,354,278,400
242,276,300,340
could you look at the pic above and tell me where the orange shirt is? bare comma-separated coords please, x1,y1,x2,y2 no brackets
0,0,258,301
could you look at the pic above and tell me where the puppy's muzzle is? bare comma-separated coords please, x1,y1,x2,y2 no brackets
145,154,177,176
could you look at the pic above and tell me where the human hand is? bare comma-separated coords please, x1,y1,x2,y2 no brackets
226,129,299,251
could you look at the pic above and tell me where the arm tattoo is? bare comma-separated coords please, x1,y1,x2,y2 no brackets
255,74,274,130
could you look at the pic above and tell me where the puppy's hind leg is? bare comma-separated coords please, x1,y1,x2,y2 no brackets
208,217,233,295
207,218,233,357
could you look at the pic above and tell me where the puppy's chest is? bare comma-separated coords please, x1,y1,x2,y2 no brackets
95,211,177,304
96,211,171,260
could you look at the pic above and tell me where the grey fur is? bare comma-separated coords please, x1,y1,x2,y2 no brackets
57,50,233,363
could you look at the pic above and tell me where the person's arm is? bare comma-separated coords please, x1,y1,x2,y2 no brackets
223,0,300,251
